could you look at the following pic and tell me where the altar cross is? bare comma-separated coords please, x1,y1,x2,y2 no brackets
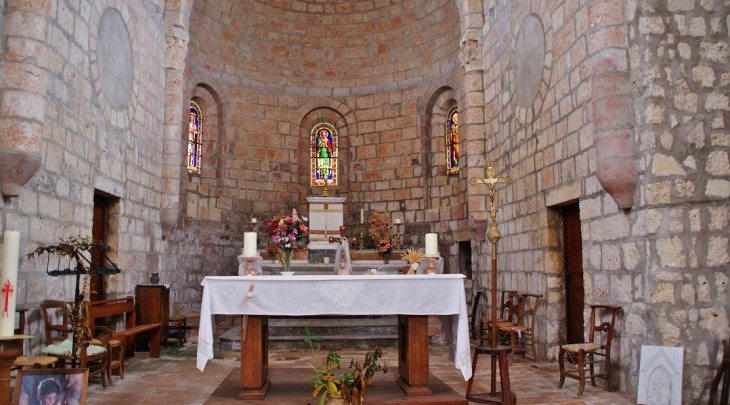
2,279,13,318
469,160,513,397
470,161,512,223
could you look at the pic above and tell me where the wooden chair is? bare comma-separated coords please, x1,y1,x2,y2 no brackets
13,307,59,369
710,338,729,405
39,300,109,388
481,292,523,346
468,290,483,340
558,304,621,395
499,293,542,363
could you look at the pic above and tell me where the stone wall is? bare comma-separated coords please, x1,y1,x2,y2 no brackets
164,0,468,314
0,0,167,353
477,0,729,402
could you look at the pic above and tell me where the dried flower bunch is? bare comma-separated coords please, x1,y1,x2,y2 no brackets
400,247,424,264
368,212,392,251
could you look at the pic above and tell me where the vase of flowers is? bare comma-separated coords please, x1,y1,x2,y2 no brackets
264,208,309,272
368,212,392,263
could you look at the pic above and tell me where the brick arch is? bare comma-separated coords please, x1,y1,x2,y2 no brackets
423,87,458,210
190,84,223,193
296,107,351,201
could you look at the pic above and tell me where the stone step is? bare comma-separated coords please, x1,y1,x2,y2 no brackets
218,315,399,351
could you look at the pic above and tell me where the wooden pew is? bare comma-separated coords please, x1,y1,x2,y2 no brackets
85,296,162,358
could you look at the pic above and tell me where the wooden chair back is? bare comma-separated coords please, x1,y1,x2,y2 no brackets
588,304,621,352
40,300,72,345
521,293,542,331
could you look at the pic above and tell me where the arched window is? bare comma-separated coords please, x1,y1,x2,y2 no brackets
187,101,202,174
310,123,338,186
446,106,459,175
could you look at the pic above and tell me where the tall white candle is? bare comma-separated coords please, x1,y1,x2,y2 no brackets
360,209,364,224
243,232,257,257
251,217,257,224
1,231,20,337
395,218,401,224
425,233,438,256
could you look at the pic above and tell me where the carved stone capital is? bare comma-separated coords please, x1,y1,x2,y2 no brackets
166,26,189,71
459,29,483,72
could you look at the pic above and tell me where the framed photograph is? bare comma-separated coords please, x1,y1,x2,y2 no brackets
12,368,89,405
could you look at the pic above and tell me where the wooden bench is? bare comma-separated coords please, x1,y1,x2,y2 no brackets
85,296,162,358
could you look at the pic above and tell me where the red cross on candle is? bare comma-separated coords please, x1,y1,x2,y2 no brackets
2,279,13,318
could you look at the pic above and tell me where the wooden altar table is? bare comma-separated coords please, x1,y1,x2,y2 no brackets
196,275,472,400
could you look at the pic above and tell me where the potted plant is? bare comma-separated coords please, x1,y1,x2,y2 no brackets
304,328,387,405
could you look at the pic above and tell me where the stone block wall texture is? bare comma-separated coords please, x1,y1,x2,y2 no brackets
0,1,726,402
0,0,167,354
479,0,729,402
167,0,468,313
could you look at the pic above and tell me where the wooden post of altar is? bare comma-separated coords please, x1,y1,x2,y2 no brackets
238,315,270,400
396,315,432,396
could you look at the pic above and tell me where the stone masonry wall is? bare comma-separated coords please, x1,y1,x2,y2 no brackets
626,0,730,402
479,0,729,402
164,0,468,315
0,0,167,354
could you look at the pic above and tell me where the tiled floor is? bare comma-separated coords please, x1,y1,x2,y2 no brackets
82,342,636,405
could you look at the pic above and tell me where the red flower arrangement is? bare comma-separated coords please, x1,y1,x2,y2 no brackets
368,212,392,252
264,209,309,258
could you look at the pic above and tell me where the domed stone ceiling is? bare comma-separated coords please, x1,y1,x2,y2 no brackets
188,0,461,89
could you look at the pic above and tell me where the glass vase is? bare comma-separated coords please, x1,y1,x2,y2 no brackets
281,250,293,272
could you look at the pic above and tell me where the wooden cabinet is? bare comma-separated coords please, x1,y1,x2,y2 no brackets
135,284,170,350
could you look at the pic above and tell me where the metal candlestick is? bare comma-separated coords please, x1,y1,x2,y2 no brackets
470,161,511,395
320,169,331,197
395,223,402,249
359,223,365,250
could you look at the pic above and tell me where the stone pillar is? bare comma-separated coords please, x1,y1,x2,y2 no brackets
588,0,638,209
0,0,50,197
161,26,189,237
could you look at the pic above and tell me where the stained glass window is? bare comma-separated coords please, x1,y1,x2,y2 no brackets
446,106,459,175
187,101,202,174
310,123,338,187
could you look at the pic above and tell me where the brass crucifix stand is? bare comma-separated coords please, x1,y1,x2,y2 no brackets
470,161,511,397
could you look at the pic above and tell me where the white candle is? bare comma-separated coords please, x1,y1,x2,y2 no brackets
1,231,20,337
395,218,401,224
251,217,257,224
425,233,438,256
243,232,257,257
360,209,364,224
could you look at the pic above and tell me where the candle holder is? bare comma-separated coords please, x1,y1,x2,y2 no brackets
320,169,331,197
395,223,402,249
251,220,257,232
359,223,365,250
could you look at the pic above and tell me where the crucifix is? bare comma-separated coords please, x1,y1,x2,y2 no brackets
1,279,13,318
470,161,511,397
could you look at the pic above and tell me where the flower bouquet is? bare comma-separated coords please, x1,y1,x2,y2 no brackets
368,212,392,263
264,208,309,271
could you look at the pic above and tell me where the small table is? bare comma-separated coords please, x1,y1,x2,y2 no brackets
0,335,32,403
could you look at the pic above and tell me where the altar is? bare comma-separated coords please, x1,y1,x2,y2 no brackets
196,274,472,400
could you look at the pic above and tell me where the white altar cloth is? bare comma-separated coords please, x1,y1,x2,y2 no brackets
196,274,472,380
